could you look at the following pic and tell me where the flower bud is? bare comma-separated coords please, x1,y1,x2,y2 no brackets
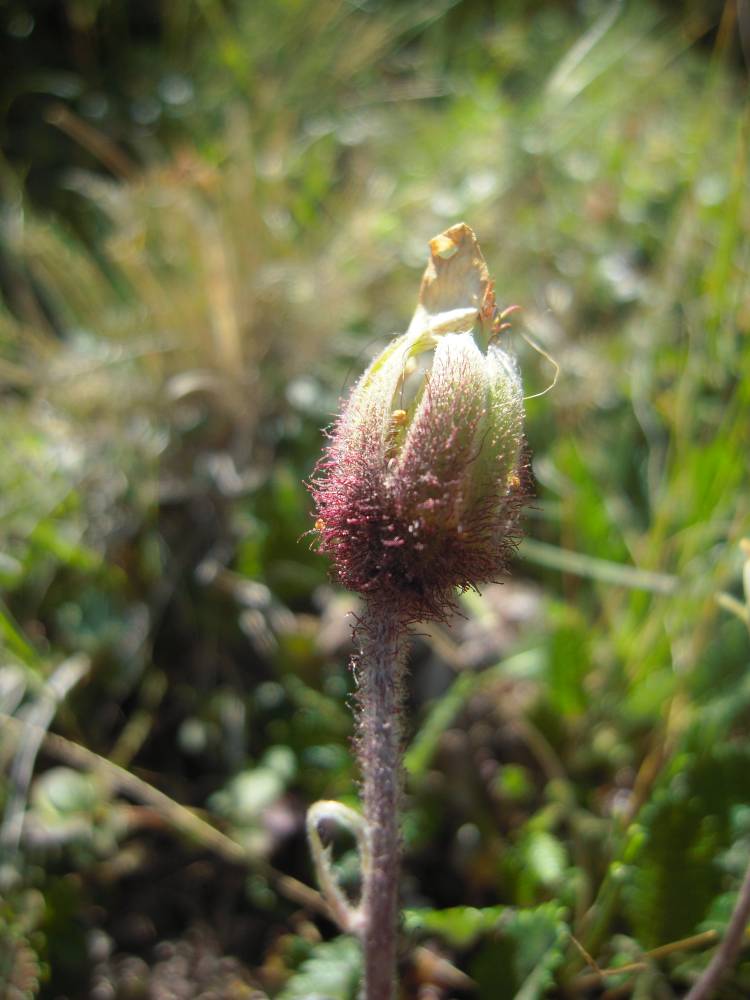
311,223,526,621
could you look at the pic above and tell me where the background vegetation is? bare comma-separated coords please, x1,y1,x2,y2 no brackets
1,1,749,997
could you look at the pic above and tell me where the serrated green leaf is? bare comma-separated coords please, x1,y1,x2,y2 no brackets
276,935,361,1000
624,744,750,948
469,903,568,1000
404,905,507,948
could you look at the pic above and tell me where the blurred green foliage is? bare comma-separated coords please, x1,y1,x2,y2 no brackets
1,0,750,997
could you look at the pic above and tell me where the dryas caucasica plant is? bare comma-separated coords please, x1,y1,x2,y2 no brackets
307,223,527,999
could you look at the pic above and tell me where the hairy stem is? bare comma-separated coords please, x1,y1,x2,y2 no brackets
356,598,407,1000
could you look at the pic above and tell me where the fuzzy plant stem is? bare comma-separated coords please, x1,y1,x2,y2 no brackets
356,597,407,1000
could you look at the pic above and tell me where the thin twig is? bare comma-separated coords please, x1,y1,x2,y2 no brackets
683,540,750,998
45,103,137,179
0,712,328,917
683,829,750,996
574,930,722,990
1,656,90,864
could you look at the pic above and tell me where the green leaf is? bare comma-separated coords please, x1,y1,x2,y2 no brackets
523,831,568,889
495,764,535,803
276,935,361,1000
623,744,750,948
0,600,40,669
546,604,590,716
406,903,568,999
469,903,568,1000
404,905,507,948
209,746,296,826
29,519,100,572
32,767,99,819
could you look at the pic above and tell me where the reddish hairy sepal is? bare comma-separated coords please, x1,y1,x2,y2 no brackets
310,391,527,623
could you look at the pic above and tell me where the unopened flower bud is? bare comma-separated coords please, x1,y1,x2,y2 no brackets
311,223,527,621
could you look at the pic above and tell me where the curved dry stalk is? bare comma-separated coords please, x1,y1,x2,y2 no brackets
683,865,750,1000
306,799,369,935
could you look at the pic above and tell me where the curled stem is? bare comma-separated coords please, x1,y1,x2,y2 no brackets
306,800,369,936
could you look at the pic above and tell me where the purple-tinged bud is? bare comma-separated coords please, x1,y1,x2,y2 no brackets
311,223,527,621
